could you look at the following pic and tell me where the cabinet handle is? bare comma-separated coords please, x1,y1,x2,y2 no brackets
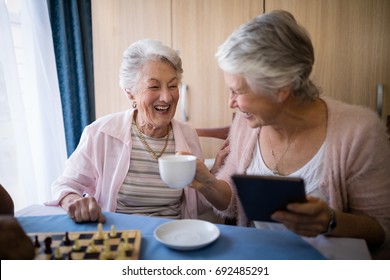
377,82,383,117
181,84,188,121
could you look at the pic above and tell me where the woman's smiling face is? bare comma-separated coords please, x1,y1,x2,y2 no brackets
224,72,281,128
132,60,179,131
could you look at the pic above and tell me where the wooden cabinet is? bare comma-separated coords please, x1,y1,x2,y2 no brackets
171,0,262,157
92,0,389,158
266,0,390,123
91,0,262,158
91,0,172,118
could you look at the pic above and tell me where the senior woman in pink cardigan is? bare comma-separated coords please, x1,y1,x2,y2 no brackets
49,39,224,223
191,10,390,257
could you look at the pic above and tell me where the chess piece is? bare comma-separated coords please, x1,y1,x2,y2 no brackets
109,225,117,238
72,239,81,251
96,223,104,239
86,241,99,253
63,232,71,246
116,243,127,260
44,236,52,254
100,238,112,260
54,247,62,259
104,238,111,252
34,235,40,248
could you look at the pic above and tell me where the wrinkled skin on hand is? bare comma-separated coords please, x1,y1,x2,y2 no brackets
271,196,331,237
67,196,106,224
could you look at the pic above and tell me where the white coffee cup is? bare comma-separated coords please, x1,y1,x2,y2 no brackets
158,154,197,188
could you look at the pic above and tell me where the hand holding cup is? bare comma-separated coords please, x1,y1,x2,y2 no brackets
158,154,197,188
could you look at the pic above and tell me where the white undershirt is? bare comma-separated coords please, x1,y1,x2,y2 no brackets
246,140,326,230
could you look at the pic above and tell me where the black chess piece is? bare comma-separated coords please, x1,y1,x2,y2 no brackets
64,232,71,246
34,235,40,248
44,236,52,254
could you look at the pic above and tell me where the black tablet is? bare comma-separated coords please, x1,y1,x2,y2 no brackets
231,175,307,223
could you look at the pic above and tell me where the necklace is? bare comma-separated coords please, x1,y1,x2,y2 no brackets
268,129,297,175
133,119,171,160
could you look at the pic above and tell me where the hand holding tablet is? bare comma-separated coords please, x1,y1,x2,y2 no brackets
232,175,307,223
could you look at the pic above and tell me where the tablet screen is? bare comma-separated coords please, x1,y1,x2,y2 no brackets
232,175,306,223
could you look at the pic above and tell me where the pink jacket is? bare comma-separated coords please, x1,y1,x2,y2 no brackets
47,109,210,219
216,97,390,247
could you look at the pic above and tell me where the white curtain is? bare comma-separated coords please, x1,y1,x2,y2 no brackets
0,0,67,211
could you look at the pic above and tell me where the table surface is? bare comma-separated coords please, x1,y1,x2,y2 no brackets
16,205,371,260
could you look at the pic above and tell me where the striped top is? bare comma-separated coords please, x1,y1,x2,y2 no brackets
116,123,183,219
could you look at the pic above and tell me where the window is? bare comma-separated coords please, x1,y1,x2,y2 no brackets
0,0,67,211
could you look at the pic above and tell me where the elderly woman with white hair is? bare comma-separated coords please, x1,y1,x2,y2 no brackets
49,39,226,223
191,10,390,257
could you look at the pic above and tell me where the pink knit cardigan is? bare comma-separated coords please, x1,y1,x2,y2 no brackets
216,97,390,248
47,109,210,219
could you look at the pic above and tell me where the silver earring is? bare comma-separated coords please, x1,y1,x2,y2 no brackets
132,102,137,109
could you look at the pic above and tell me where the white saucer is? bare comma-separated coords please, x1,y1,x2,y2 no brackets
154,219,220,250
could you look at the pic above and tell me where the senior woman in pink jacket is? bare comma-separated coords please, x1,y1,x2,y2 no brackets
49,39,226,223
191,10,390,257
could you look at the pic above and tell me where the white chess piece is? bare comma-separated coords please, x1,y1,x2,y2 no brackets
86,241,99,253
109,225,117,238
116,243,127,260
54,247,62,259
72,239,81,251
96,223,104,239
100,238,113,260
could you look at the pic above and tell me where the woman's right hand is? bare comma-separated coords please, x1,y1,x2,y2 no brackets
60,194,106,223
176,150,232,210
210,139,230,174
175,151,215,190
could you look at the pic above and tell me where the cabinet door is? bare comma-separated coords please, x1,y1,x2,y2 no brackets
172,0,263,157
92,0,172,118
266,0,390,122
92,0,263,158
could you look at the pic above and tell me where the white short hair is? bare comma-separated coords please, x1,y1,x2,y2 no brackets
216,10,319,102
119,39,183,93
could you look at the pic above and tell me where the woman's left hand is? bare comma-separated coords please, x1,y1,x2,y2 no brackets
271,196,331,237
210,139,230,174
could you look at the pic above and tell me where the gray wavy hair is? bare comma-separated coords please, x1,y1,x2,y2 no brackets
119,39,183,93
215,10,319,102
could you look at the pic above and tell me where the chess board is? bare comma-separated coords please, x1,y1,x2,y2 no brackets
29,228,141,260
